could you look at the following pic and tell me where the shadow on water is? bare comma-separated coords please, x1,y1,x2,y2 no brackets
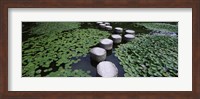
71,52,125,77
71,42,125,77
22,22,41,42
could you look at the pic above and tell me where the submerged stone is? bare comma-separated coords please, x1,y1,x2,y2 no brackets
100,38,113,50
90,47,106,62
97,61,118,77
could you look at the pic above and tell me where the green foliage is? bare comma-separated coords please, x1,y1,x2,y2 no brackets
30,22,81,35
136,23,178,33
22,29,110,77
115,35,178,77
110,22,151,34
47,68,91,77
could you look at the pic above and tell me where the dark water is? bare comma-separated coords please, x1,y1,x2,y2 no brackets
22,22,38,42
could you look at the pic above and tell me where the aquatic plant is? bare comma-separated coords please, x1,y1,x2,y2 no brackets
136,23,178,33
29,22,81,35
110,22,151,34
115,35,178,77
47,68,91,77
22,29,110,77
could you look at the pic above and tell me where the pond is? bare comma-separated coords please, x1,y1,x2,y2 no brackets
22,22,178,77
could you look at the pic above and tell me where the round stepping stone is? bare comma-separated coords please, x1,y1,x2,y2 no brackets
124,34,135,42
97,61,118,77
99,23,106,29
111,34,122,43
96,22,103,24
104,22,110,26
105,26,112,31
90,47,106,62
125,29,135,34
100,38,113,50
114,27,123,33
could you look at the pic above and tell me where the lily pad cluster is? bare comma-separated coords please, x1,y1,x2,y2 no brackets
46,68,91,77
136,23,178,33
29,22,81,35
115,35,178,77
22,29,110,77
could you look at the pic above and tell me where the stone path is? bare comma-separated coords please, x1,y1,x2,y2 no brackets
89,22,136,77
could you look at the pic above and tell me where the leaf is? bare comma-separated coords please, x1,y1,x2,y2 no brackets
115,35,178,77
23,28,109,77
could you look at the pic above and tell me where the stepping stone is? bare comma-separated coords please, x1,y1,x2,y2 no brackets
124,34,135,42
125,29,135,34
111,34,122,43
99,23,106,29
105,26,112,31
90,47,107,62
96,22,103,24
114,27,123,34
104,22,110,26
100,38,113,50
97,61,118,77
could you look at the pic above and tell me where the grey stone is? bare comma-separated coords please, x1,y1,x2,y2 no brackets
114,27,123,34
125,29,135,34
99,23,106,29
124,34,135,42
90,47,106,62
104,22,110,26
111,34,122,43
100,38,113,50
105,26,112,31
96,22,103,24
97,61,118,77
